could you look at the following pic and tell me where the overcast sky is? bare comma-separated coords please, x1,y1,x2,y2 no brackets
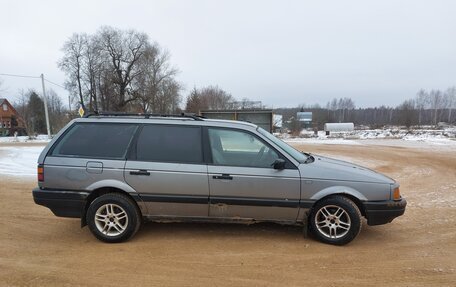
0,0,455,108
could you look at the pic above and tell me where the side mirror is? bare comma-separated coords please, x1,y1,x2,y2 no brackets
272,158,286,170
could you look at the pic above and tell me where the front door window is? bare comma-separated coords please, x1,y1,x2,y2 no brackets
208,128,279,168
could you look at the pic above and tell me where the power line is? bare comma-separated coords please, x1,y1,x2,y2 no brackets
44,79,66,89
0,72,67,90
0,72,40,79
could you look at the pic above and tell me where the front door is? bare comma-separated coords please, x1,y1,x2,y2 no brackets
206,128,301,222
124,124,209,218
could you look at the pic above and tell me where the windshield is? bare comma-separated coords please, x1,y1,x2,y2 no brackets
257,127,307,162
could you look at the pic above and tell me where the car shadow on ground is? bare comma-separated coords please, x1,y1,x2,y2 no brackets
134,221,306,241
133,219,392,241
60,218,392,245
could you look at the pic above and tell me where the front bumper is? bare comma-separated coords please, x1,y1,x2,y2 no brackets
363,198,407,226
33,188,89,218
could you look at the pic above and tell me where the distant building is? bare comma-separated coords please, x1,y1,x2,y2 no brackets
272,114,283,133
0,98,25,135
273,114,283,127
324,123,354,134
297,112,312,123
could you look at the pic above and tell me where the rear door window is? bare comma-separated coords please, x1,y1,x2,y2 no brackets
51,123,138,159
135,125,203,164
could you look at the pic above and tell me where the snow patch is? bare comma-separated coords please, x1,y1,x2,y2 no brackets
284,138,362,145
285,128,456,146
0,134,51,143
0,146,44,176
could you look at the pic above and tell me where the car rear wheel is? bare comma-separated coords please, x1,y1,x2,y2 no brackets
309,196,362,245
86,193,141,243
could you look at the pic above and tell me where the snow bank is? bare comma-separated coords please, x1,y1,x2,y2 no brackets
289,127,456,146
0,146,44,177
0,134,51,143
284,138,362,145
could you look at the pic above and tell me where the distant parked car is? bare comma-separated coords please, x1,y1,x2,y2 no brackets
33,113,406,245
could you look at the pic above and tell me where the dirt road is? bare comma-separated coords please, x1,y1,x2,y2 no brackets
1,141,455,286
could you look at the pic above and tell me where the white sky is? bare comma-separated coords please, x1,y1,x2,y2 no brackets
0,0,455,108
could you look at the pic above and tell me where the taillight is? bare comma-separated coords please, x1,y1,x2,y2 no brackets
37,165,44,182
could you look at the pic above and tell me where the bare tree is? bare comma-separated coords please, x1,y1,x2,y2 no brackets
326,98,338,122
237,98,263,109
200,86,234,110
132,45,179,113
97,67,116,111
429,89,444,125
325,97,355,122
13,89,31,134
397,99,416,128
415,89,429,126
59,26,180,113
340,97,355,122
185,86,234,113
445,86,456,123
81,35,103,112
58,33,88,110
99,26,149,111
158,78,181,113
46,89,68,133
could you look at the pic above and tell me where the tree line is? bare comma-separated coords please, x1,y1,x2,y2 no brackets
13,89,67,135
4,84,455,136
277,87,456,132
184,86,264,113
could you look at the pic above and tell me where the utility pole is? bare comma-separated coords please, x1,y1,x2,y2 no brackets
40,74,51,138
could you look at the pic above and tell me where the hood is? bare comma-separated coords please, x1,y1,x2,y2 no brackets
299,154,395,184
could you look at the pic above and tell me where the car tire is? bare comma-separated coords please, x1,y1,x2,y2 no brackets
309,195,362,245
86,193,142,243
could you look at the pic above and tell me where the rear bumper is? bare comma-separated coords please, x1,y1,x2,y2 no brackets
363,198,407,226
33,188,89,218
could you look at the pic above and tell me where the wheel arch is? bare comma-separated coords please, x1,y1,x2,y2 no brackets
309,186,367,217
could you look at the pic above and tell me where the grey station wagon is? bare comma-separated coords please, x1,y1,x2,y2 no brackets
33,113,406,245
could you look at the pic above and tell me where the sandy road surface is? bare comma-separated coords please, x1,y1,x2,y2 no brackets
1,141,455,286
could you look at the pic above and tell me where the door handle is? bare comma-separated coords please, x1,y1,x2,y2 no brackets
130,170,150,176
213,174,233,180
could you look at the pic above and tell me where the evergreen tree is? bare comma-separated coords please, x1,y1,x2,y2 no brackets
27,92,46,134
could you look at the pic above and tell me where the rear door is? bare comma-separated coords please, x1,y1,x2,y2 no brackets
124,124,209,217
206,127,301,222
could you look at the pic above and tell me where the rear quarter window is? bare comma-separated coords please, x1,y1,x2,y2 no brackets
51,123,138,159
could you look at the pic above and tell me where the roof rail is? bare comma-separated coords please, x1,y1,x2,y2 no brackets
84,112,205,121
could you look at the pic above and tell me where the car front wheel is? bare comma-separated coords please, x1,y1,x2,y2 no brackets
309,195,362,245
